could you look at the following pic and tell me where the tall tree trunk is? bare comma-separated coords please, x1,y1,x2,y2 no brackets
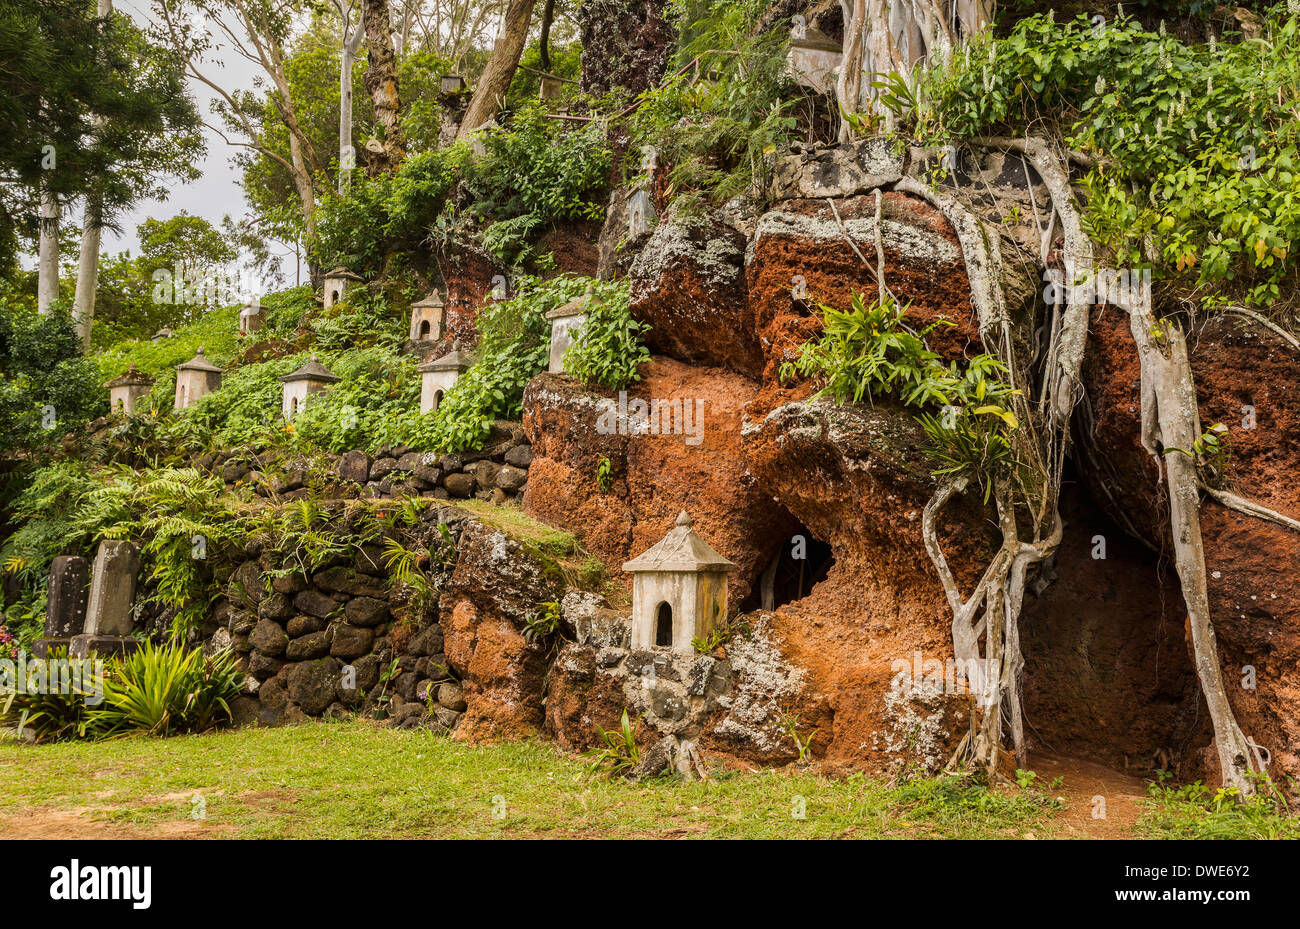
361,0,407,175
538,0,556,72
73,196,102,345
37,187,60,314
457,0,536,138
336,1,366,193
73,0,113,346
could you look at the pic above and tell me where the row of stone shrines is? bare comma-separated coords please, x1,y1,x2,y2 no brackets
103,277,595,423
35,507,742,667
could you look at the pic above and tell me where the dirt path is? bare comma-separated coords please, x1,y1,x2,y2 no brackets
1030,752,1151,839
0,808,223,839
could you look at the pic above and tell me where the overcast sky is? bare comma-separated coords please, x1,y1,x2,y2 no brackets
108,0,265,260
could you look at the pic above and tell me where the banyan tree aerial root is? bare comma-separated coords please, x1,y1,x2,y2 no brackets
905,135,1263,792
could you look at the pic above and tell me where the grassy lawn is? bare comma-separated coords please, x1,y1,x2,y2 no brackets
0,720,1068,839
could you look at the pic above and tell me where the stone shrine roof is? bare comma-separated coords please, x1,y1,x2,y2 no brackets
623,511,738,573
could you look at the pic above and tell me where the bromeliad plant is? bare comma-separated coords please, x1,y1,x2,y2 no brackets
97,642,243,737
1,643,242,742
583,709,643,779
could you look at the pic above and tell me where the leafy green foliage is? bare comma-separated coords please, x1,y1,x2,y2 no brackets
315,142,475,272
1141,771,1299,839
419,275,578,452
469,105,612,263
95,302,241,391
0,296,104,450
0,646,105,743
523,600,562,646
0,461,100,648
96,642,243,737
919,7,1300,307
72,467,248,640
315,105,611,272
583,709,643,778
631,0,797,207
560,280,648,389
0,643,241,742
787,293,1021,498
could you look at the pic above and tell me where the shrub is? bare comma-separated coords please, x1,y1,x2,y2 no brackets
631,0,797,207
562,281,650,390
96,642,243,737
314,142,474,272
0,646,106,743
72,467,249,640
470,104,612,262
0,298,104,449
787,293,1021,500
314,105,612,272
918,8,1300,307
414,275,640,453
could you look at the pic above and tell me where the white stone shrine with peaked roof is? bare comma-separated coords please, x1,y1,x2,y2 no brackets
623,511,737,654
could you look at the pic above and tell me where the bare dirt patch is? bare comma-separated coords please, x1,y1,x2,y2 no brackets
1031,752,1149,839
0,807,225,840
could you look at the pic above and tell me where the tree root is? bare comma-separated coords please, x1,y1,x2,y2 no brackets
906,133,1260,795
1124,297,1259,796
1200,482,1300,534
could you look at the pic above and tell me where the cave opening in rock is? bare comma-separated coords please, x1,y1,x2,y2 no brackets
655,602,673,647
1019,479,1207,776
742,523,835,612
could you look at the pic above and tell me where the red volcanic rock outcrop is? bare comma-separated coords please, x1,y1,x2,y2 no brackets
1080,306,1300,784
746,192,980,383
628,211,765,377
740,396,997,772
521,360,799,606
438,520,560,742
435,245,502,345
515,136,1298,783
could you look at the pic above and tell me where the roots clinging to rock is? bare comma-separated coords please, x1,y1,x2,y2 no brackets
905,135,1262,792
1123,292,1259,796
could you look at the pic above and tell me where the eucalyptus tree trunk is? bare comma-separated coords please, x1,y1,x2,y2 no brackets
335,0,366,193
361,0,407,174
72,0,114,345
457,0,536,137
37,189,60,313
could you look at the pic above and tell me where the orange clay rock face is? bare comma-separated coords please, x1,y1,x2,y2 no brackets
1079,307,1300,785
746,191,979,384
522,361,800,607
519,171,1006,774
628,210,764,377
502,138,1298,783
438,519,561,742
435,244,502,346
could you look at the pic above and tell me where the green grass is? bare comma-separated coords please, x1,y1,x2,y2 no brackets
0,721,1066,839
453,499,579,555
1135,778,1300,840
453,500,607,591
